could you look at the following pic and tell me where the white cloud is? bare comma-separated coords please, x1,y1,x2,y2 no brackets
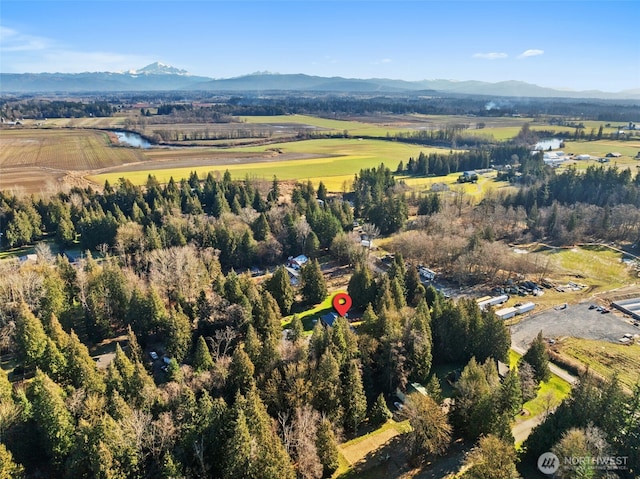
0,26,49,52
519,49,544,58
372,58,392,65
1,25,153,73
472,52,508,60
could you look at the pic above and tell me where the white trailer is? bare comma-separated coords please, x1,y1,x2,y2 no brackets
478,295,509,310
516,302,535,314
496,307,518,320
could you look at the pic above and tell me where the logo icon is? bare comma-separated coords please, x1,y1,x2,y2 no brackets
538,452,560,474
332,293,352,317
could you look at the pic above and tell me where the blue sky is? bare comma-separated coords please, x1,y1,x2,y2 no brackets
1,0,639,92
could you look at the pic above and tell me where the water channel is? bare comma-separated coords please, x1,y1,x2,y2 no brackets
114,131,153,148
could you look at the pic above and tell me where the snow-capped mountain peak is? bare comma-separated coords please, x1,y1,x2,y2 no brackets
134,62,190,75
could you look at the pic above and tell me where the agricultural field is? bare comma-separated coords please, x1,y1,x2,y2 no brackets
2,112,638,194
553,337,640,391
556,138,640,162
89,138,453,189
0,128,147,192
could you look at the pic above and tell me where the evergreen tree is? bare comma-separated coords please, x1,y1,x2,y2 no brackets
370,393,393,426
15,303,48,369
312,350,342,422
41,338,67,384
500,369,523,418
0,367,12,402
248,390,296,478
425,375,443,404
192,335,214,373
161,306,192,363
289,315,304,343
305,231,320,258
252,213,271,241
300,259,327,305
65,330,105,393
264,266,294,315
38,272,68,323
405,299,433,384
451,357,502,440
347,263,376,310
0,443,24,479
227,348,256,398
223,406,252,479
315,417,339,477
125,325,143,364
317,181,328,202
342,360,368,433
29,370,74,465
521,331,550,383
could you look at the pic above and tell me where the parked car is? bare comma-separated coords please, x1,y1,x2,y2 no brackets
149,351,159,360
393,401,404,411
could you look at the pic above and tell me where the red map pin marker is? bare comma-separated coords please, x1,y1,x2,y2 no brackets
332,293,352,317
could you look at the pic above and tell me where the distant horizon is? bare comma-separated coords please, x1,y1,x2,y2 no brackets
4,62,639,95
2,1,639,92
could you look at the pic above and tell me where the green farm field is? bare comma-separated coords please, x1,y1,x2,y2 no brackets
556,139,640,161
3,114,638,194
89,138,453,189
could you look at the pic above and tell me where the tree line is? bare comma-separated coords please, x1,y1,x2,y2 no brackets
0,100,116,120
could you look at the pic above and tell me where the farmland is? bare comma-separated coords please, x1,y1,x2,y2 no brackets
0,128,146,191
89,138,453,188
2,109,639,194
552,337,640,391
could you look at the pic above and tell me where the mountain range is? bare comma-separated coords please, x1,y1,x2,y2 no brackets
1,62,638,100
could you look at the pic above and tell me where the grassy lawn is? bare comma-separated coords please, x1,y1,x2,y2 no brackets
281,293,342,333
0,244,35,260
333,419,411,478
509,349,522,368
510,348,572,419
520,375,572,418
554,337,640,391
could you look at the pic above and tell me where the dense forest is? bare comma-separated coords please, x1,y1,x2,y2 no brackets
3,92,640,122
1,132,640,476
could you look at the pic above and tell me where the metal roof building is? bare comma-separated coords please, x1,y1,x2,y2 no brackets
612,297,640,320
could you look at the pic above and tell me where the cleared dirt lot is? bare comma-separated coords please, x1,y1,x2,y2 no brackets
510,302,639,350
